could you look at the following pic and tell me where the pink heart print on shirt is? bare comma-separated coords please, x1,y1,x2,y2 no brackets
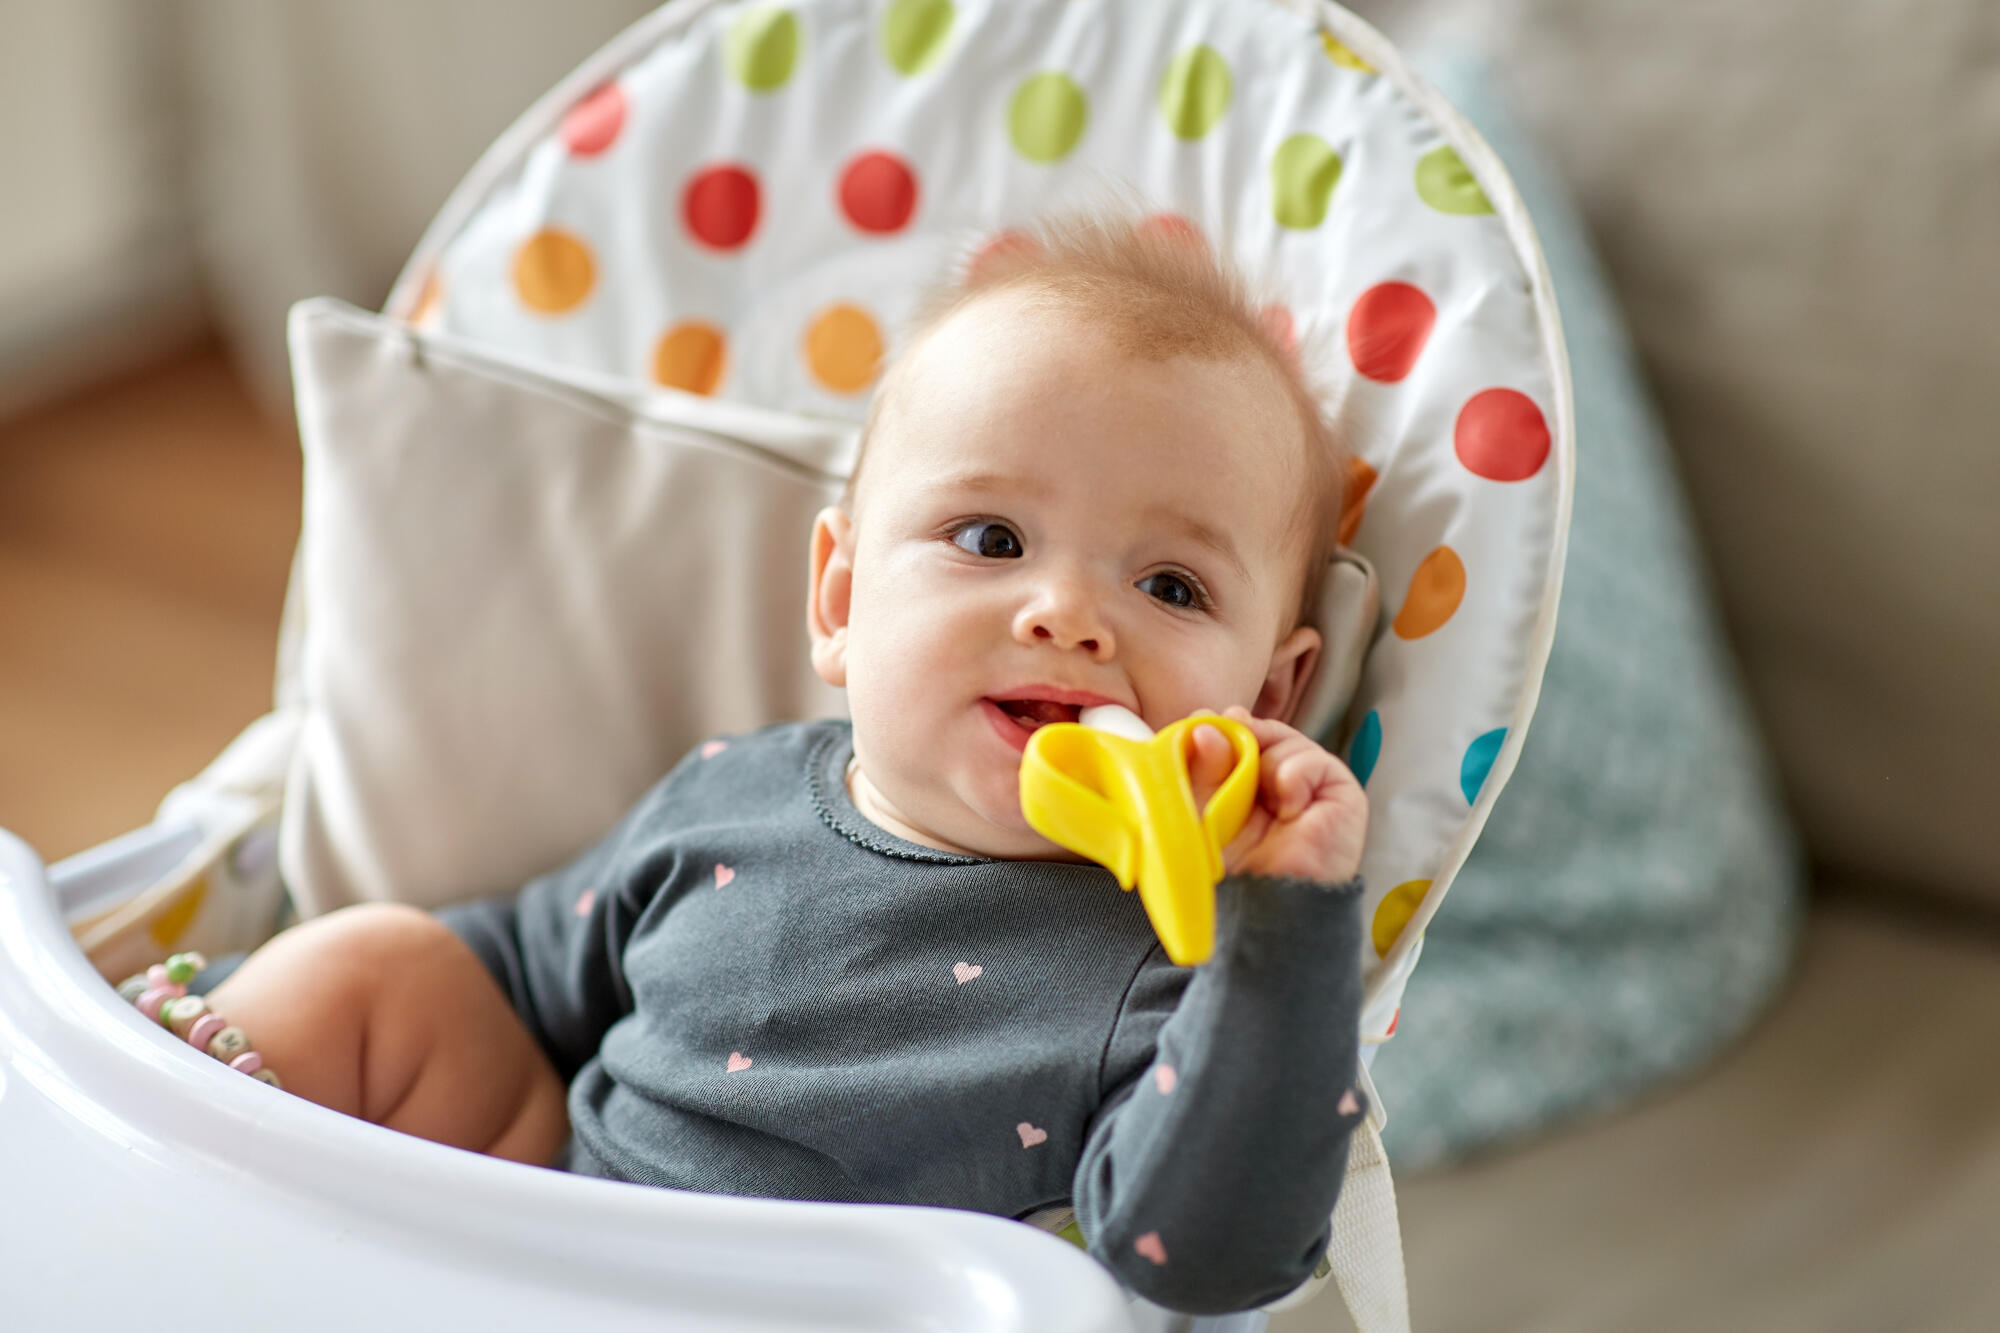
953,961,983,984
1134,1232,1168,1265
714,864,736,888
1016,1122,1047,1148
574,889,595,917
1153,1064,1178,1095
727,1052,753,1072
701,739,728,758
1338,1089,1361,1116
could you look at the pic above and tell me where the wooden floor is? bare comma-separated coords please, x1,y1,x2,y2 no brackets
0,342,301,863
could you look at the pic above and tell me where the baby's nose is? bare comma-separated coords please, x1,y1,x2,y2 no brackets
1015,581,1115,659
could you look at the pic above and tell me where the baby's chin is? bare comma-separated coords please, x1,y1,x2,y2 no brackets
938,778,1101,863
856,764,1084,862
910,801,1076,862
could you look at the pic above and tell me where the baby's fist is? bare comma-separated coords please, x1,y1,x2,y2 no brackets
1187,707,1367,885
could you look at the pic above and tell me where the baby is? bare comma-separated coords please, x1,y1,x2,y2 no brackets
198,210,1371,1315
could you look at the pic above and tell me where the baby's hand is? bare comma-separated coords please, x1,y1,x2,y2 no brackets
1186,706,1367,885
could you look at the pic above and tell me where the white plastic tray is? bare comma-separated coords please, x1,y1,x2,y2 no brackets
0,827,1134,1331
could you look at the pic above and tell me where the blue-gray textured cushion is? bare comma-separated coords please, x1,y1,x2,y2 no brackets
1366,53,1806,1170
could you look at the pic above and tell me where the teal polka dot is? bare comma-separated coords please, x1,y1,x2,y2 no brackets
1158,45,1232,139
1009,71,1089,164
727,7,799,91
1348,710,1382,788
1415,144,1493,215
883,0,953,76
1460,727,1506,804
1271,133,1342,229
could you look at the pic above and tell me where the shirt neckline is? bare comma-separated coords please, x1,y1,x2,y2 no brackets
807,724,994,866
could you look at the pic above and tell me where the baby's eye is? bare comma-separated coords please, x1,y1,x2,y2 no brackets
950,520,1024,559
1138,571,1209,611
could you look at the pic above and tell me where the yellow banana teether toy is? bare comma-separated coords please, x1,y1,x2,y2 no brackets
1019,705,1259,965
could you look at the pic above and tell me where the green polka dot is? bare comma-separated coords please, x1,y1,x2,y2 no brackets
1415,144,1493,215
1009,71,1088,164
1321,32,1376,73
1270,133,1342,229
727,7,798,91
883,0,953,76
1158,45,1232,139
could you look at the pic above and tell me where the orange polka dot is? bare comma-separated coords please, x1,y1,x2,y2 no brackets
406,269,444,326
512,228,595,314
805,304,883,394
1392,546,1465,639
148,874,207,951
1338,456,1377,546
653,321,728,395
1372,880,1429,958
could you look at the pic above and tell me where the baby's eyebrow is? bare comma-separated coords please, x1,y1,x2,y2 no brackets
1141,502,1247,583
934,468,1052,499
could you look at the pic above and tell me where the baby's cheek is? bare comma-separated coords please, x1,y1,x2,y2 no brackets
1147,655,1250,725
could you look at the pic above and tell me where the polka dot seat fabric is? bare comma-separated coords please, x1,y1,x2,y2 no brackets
387,0,1574,1057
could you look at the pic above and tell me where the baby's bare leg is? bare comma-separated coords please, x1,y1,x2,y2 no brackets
204,903,568,1166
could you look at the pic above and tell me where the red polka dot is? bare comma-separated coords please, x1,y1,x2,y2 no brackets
683,164,761,251
838,151,920,234
1140,212,1204,247
1454,388,1551,482
968,229,1040,282
1347,281,1435,382
561,82,627,157
1259,303,1298,358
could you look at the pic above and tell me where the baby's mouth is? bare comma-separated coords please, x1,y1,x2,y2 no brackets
990,698,1082,735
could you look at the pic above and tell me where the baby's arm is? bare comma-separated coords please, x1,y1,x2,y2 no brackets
203,903,569,1165
1071,710,1371,1313
1072,873,1366,1314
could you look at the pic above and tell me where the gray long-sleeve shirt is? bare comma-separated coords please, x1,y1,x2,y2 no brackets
438,719,1366,1314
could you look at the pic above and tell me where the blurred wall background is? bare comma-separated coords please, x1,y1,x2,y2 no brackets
0,2,200,418
0,0,657,421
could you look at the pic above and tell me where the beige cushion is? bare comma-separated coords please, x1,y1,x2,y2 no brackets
1346,0,2000,906
281,298,852,913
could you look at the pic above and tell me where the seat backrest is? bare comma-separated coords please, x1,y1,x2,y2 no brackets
369,0,1574,1040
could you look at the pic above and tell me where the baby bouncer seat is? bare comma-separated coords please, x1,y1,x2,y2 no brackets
0,1,1571,1328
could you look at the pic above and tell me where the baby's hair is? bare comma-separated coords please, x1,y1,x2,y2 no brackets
846,204,1351,632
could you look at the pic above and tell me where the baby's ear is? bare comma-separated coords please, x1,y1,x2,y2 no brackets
1253,624,1321,724
808,507,857,688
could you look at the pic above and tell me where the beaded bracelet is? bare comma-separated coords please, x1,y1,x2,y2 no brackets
116,952,283,1090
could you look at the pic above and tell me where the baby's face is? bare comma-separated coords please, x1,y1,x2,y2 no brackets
809,289,1321,859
